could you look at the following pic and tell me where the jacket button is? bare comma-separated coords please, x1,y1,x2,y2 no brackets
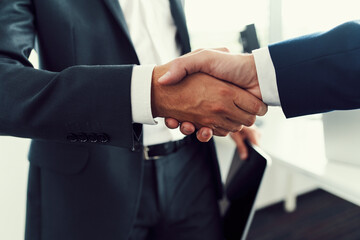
97,133,110,143
66,133,78,142
88,133,98,143
78,133,88,143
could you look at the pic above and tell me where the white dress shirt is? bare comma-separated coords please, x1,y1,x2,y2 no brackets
119,0,185,146
253,47,281,106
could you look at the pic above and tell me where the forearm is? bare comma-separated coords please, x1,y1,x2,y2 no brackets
0,63,135,148
269,20,360,117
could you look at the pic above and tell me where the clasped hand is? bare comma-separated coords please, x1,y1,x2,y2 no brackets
151,48,267,144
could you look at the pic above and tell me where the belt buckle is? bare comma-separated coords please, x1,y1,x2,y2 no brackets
143,146,160,160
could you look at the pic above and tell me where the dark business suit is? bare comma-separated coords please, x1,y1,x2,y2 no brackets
269,20,360,117
0,0,222,239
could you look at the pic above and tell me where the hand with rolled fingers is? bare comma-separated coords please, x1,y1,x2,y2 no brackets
156,48,265,142
151,48,267,138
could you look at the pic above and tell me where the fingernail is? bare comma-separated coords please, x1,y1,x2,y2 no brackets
240,153,247,159
260,105,267,115
158,71,171,83
202,131,209,138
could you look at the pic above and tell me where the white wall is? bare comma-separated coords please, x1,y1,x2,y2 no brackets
0,137,29,239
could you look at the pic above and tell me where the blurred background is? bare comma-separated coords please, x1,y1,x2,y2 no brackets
1,0,360,239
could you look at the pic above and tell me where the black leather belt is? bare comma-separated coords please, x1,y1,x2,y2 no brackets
144,136,193,160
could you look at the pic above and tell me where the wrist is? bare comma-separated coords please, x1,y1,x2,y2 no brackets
248,54,259,86
151,65,169,118
245,54,262,100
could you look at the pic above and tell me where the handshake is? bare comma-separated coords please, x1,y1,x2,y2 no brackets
151,48,268,142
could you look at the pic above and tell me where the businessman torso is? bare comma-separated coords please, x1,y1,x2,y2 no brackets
0,0,221,239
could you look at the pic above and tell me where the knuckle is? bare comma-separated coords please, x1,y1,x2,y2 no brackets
215,130,228,137
202,49,213,58
222,131,230,137
173,57,183,66
252,100,262,114
231,125,243,132
244,115,256,126
202,117,214,126
218,86,231,97
221,47,230,53
262,104,269,115
211,103,226,113
195,48,206,55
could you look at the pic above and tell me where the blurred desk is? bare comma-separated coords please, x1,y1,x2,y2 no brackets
259,108,360,208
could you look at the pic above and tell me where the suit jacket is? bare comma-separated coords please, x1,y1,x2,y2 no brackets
0,1,221,239
269,20,360,117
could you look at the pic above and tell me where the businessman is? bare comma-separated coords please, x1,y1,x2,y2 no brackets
159,20,360,141
0,0,267,239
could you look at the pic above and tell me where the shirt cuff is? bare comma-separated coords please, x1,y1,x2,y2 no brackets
131,65,157,125
252,47,281,106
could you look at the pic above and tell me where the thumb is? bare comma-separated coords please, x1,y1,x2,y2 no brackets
157,56,196,85
158,48,225,85
158,70,182,85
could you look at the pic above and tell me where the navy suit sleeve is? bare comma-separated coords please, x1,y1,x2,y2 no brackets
269,20,360,118
0,0,136,148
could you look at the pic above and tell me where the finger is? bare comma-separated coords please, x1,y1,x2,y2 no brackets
242,127,260,145
210,116,244,134
224,105,257,128
158,50,218,85
196,128,213,142
180,122,196,135
165,118,180,129
233,88,268,116
211,47,230,53
182,47,230,57
230,132,248,160
212,127,231,137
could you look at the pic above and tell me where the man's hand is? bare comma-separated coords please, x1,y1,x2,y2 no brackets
159,49,264,142
230,126,260,160
159,49,261,99
151,64,267,136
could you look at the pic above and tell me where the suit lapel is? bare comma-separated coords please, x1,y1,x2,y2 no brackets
102,0,191,56
102,0,139,63
102,0,130,38
169,0,191,54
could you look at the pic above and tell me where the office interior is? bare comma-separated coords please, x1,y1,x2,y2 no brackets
0,0,359,239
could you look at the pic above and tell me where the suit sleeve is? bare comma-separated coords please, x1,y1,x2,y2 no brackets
269,20,360,118
0,0,136,149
